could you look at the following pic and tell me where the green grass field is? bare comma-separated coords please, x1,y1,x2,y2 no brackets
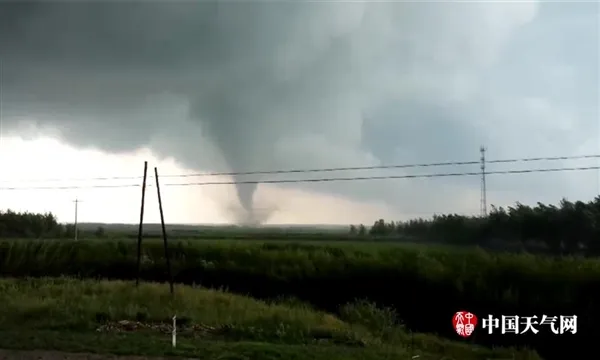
0,277,540,360
1,238,595,359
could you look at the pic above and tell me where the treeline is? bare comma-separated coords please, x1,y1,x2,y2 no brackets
0,210,358,241
352,197,600,255
6,196,600,255
0,210,99,239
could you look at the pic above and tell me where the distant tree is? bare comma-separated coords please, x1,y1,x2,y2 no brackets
0,210,62,238
94,226,105,238
370,219,387,236
64,224,76,239
349,225,357,235
358,224,367,236
386,221,395,234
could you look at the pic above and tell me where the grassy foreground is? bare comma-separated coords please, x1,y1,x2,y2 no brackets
0,277,539,360
0,239,596,359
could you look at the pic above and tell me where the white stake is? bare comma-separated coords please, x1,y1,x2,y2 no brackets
172,315,177,348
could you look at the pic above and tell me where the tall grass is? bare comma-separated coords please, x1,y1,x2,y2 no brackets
0,239,595,359
0,277,540,360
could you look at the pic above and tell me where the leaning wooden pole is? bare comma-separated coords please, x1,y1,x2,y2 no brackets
154,167,174,295
135,161,148,287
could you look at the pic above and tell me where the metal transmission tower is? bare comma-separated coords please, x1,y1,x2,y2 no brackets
480,146,488,217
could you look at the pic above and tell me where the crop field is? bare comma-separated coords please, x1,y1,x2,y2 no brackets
0,238,597,359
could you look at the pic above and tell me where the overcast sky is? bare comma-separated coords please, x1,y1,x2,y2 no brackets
0,0,598,225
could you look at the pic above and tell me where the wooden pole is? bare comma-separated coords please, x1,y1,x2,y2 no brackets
154,167,174,295
135,161,148,287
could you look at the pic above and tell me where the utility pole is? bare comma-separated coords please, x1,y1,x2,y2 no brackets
480,146,487,217
136,161,149,287
73,197,82,241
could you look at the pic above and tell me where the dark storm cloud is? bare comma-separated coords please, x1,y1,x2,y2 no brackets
1,0,598,218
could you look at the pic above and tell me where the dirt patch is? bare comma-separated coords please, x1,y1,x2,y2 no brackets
0,349,195,360
96,320,216,337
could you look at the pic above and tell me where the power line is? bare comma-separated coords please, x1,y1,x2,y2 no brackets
487,155,600,164
161,166,600,186
1,154,600,184
0,165,598,191
0,183,140,191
